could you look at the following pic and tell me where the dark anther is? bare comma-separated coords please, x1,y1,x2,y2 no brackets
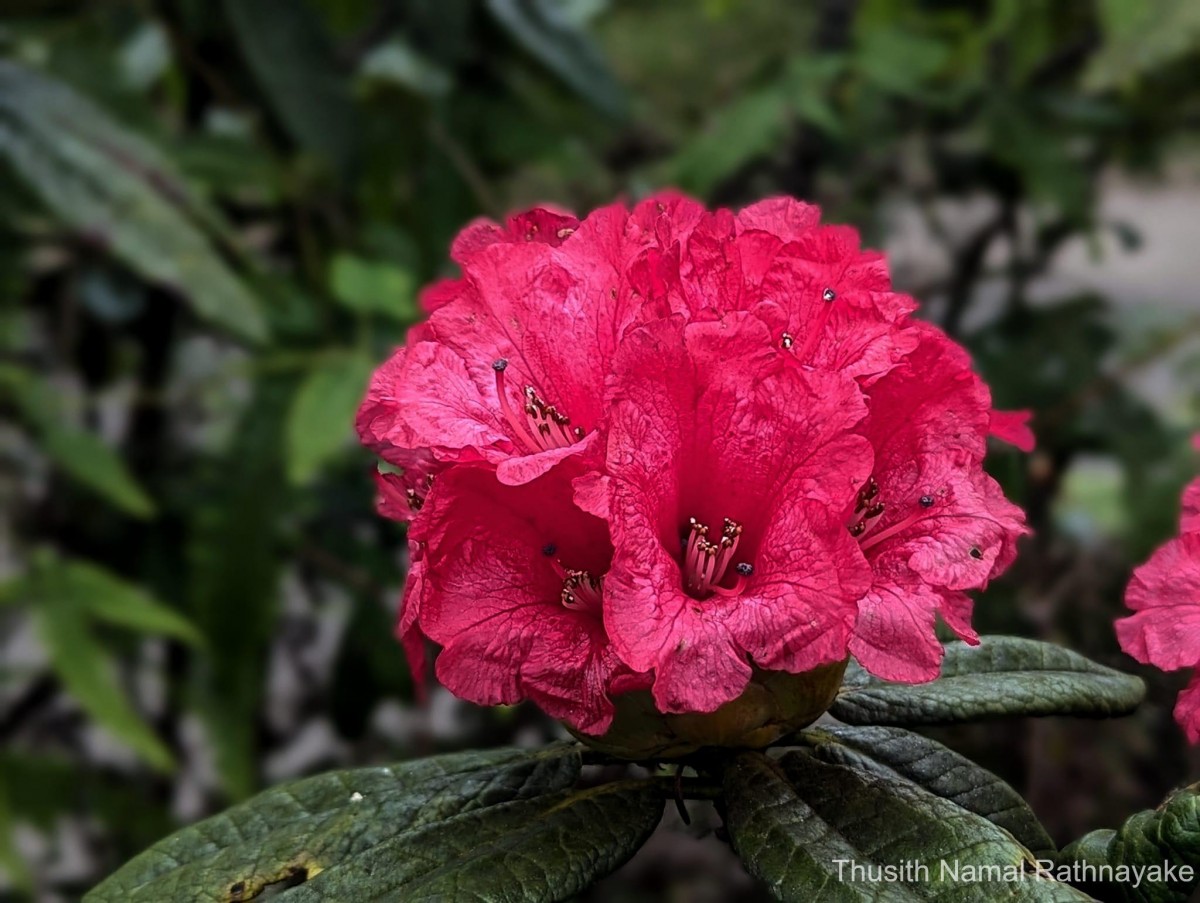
969,547,983,559
542,543,557,557
919,495,934,508
822,287,836,302
736,562,754,577
492,358,508,371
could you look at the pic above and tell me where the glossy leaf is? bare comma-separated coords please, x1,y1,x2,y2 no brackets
803,724,1055,857
285,351,375,485
0,60,268,342
282,780,662,901
723,750,1090,901
832,636,1145,726
1057,783,1200,902
87,744,660,902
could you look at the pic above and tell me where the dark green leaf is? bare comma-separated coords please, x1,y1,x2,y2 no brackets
0,60,268,342
222,0,358,174
486,0,629,119
1057,783,1200,902
86,744,653,902
328,254,416,320
285,351,375,485
803,724,1055,857
832,637,1145,726
723,751,1090,901
283,779,662,901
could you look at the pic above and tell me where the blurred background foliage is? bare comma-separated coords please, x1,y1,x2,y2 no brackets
0,0,1198,899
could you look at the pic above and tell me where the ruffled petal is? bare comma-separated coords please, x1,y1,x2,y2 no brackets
989,409,1036,452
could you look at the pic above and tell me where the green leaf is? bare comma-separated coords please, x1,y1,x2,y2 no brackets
667,86,790,195
1057,783,1200,902
285,351,374,485
222,0,358,174
187,376,290,798
0,60,268,342
1,366,156,518
854,25,951,97
29,563,174,772
803,725,1055,857
48,557,203,647
723,750,1090,901
1083,0,1200,92
88,744,660,902
831,636,1145,726
38,425,156,518
282,779,662,901
328,254,417,320
486,0,629,119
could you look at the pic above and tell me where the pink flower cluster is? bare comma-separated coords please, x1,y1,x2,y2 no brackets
1117,437,1200,743
357,195,1030,735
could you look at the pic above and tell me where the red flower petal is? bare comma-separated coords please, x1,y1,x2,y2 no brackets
989,409,1036,452
411,463,641,734
601,314,872,712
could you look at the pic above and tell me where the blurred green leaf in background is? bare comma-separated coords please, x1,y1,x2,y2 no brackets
0,0,1198,898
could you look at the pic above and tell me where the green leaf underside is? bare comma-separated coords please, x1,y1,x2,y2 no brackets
832,636,1145,726
724,751,1090,902
87,744,661,902
1058,783,1200,903
0,61,267,342
803,725,1056,857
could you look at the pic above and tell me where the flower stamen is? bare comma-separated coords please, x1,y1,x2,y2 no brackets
560,569,603,614
493,359,585,454
853,485,942,552
683,516,750,597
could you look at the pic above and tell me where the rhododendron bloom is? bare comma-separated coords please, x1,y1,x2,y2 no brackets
849,328,1028,681
358,192,1034,744
1116,453,1200,743
357,203,659,486
406,462,646,734
597,313,873,713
